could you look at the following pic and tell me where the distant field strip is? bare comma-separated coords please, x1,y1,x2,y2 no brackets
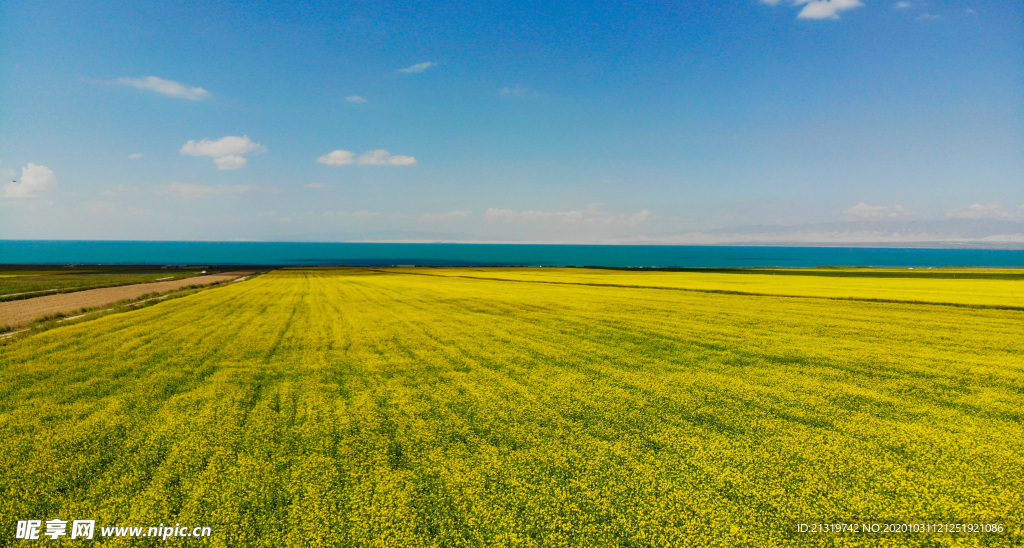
0,271,254,328
0,270,88,278
379,267,1024,309
0,268,1021,546
0,270,203,301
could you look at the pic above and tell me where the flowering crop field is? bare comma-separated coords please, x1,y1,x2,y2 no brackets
385,266,1024,308
1,267,1021,547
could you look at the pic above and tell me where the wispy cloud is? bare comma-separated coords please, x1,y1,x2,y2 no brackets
317,150,355,166
893,1,912,9
345,95,368,103
485,204,651,227
157,182,254,200
2,163,57,199
844,202,910,220
212,155,247,170
180,135,266,170
128,153,143,159
76,201,153,221
100,184,138,197
397,61,435,74
181,136,266,157
116,76,210,100
635,228,1024,246
356,149,417,166
763,0,864,20
423,210,471,222
916,13,939,20
304,183,328,189
317,149,416,166
796,0,864,19
256,211,293,223
323,209,405,221
948,204,1010,219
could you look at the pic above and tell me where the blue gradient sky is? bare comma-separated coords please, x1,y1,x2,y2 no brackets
2,1,1022,244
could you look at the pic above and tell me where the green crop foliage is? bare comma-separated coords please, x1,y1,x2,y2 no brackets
1,268,1021,546
0,268,202,301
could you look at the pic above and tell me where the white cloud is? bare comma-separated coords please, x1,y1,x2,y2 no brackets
345,95,368,103
485,204,651,227
159,182,253,200
318,149,416,166
894,1,912,9
2,163,57,199
485,209,518,223
948,204,1010,219
397,61,435,74
795,0,864,19
304,183,328,189
356,149,417,166
181,135,266,158
180,135,266,169
213,155,247,171
116,76,210,100
317,150,355,166
128,153,143,159
423,210,472,222
257,210,277,218
764,0,863,19
844,202,910,220
916,13,939,20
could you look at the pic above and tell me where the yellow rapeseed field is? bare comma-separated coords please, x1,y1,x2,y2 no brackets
385,266,1024,308
1,267,1021,546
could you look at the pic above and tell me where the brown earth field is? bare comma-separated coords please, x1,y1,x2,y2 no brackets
0,271,257,329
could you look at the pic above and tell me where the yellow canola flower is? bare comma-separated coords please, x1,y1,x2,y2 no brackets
0,266,1020,547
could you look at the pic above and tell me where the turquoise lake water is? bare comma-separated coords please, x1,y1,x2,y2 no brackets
1,241,1022,267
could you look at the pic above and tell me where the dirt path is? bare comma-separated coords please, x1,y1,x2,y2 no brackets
0,271,256,328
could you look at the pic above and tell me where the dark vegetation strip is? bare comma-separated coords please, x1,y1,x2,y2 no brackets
373,269,1024,312
581,266,1024,280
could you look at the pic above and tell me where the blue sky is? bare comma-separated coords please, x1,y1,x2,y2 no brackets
2,0,1022,244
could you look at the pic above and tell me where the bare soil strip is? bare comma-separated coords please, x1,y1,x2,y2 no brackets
0,271,255,328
